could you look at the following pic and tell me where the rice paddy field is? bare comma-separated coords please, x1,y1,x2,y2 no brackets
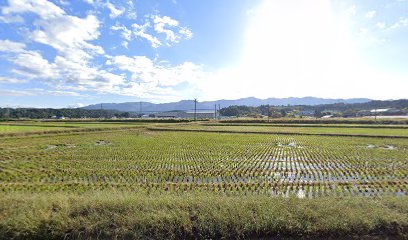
0,120,407,239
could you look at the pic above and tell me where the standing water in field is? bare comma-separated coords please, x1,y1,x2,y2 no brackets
297,189,306,199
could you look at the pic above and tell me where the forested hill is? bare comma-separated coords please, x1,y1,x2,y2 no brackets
219,99,408,117
82,97,371,112
301,99,408,111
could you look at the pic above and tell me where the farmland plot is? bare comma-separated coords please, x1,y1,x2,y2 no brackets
149,123,408,137
0,124,71,133
1,129,407,197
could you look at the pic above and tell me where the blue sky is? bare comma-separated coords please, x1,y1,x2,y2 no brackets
0,0,407,108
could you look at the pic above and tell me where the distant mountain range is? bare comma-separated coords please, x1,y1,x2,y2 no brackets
82,97,371,113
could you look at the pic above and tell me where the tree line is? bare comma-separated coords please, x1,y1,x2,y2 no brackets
219,99,408,118
0,108,133,119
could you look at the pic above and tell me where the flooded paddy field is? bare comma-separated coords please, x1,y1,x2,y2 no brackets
1,123,407,198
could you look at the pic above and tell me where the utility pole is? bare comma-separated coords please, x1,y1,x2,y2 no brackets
218,104,221,120
214,104,217,119
100,103,103,119
139,101,142,118
374,109,377,122
5,105,10,119
194,98,197,121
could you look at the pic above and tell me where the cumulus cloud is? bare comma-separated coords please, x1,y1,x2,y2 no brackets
108,55,204,86
132,23,162,48
30,14,103,64
3,0,104,61
106,55,205,97
152,15,193,44
0,88,80,96
2,0,64,20
0,76,27,84
111,15,193,49
0,0,127,95
0,14,23,23
111,24,132,41
0,0,198,100
12,51,58,79
0,39,26,53
105,1,125,19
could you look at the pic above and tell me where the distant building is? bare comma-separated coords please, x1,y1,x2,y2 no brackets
358,108,403,117
155,111,215,119
184,111,215,119
155,111,180,118
321,115,334,118
370,108,390,113
51,116,66,119
299,110,315,116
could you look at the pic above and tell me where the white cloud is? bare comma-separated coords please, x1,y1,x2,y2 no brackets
30,14,103,63
12,51,58,79
132,23,162,48
0,14,23,23
2,0,103,65
110,14,192,49
121,41,129,48
0,1,195,100
53,55,125,92
153,16,179,43
2,0,64,20
390,17,408,29
47,90,81,96
0,39,26,53
0,0,128,95
0,89,36,96
365,10,376,19
105,1,124,19
106,55,205,97
126,0,137,19
0,89,81,97
179,27,193,39
152,15,192,44
67,102,86,108
111,24,132,41
0,76,27,84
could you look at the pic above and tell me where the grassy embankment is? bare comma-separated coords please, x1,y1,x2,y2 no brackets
0,192,407,239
